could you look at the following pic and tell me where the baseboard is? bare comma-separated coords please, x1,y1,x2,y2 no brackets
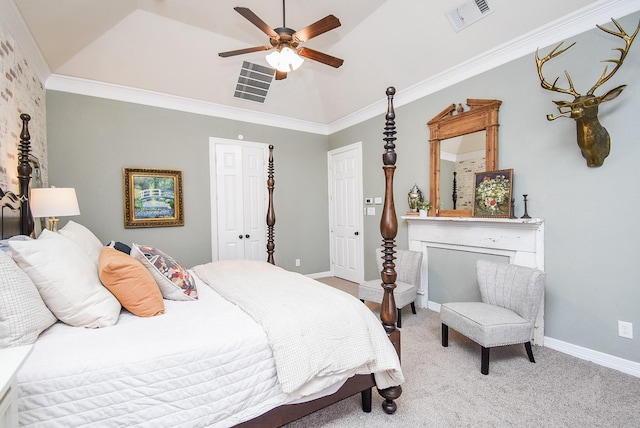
306,271,332,279
427,300,640,378
544,337,640,378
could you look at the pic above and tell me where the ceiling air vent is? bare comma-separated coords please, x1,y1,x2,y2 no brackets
446,0,493,32
233,61,275,104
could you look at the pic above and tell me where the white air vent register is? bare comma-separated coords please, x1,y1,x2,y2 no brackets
446,0,493,32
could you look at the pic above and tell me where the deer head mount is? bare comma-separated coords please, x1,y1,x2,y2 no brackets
536,18,640,167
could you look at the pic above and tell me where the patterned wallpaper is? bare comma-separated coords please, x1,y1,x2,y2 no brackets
0,20,46,193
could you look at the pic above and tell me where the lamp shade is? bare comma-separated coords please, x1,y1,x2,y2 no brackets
30,187,80,218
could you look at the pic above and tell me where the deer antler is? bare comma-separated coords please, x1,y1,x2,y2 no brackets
535,41,580,97
588,18,640,95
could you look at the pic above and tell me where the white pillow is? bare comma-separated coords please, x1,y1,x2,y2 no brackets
0,251,57,348
131,243,198,301
10,230,121,328
59,220,103,264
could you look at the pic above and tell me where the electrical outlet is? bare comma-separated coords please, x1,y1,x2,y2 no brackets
295,259,300,267
618,321,633,339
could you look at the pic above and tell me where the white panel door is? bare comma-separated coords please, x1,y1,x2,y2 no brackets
214,142,266,261
242,146,266,260
328,143,363,282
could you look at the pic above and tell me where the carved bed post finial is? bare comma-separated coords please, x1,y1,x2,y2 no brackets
377,86,402,414
18,113,34,236
266,145,276,264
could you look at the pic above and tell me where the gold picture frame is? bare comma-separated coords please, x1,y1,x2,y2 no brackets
472,169,513,218
123,168,184,228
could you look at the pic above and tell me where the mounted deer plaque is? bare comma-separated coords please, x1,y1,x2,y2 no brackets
536,18,640,167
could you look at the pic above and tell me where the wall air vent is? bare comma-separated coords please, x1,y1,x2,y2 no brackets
233,61,275,104
446,0,493,32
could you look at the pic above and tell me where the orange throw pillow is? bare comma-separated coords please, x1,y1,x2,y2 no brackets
98,247,165,317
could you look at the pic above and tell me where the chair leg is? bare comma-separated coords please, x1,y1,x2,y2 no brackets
410,302,416,314
441,324,449,347
525,341,535,363
397,308,402,328
481,346,490,375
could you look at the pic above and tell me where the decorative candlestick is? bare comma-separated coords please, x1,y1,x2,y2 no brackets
521,194,531,219
510,198,516,219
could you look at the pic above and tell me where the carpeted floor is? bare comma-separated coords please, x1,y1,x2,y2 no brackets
289,277,640,427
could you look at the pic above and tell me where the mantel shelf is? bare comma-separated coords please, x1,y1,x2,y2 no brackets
401,216,543,225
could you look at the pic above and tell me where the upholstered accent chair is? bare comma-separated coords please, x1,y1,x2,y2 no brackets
359,248,422,328
440,259,546,375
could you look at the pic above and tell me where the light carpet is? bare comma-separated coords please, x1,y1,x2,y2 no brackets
285,277,640,427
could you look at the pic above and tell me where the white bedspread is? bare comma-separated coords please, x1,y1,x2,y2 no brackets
192,260,404,398
18,278,290,428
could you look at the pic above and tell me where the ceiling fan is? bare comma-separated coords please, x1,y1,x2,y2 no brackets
218,1,344,80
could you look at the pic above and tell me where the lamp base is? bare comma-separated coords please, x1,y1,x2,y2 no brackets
47,217,60,232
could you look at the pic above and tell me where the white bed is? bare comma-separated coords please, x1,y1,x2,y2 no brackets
14,259,404,427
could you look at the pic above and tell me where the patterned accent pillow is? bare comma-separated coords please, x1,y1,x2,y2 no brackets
0,251,57,348
131,244,198,301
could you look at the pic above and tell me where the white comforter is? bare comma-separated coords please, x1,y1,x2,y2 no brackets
18,263,403,427
193,260,404,397
18,279,289,428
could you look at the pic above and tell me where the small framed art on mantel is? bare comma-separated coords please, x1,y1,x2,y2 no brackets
123,168,184,228
472,169,513,218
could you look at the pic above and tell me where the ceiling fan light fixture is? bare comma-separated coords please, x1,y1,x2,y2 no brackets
266,46,304,73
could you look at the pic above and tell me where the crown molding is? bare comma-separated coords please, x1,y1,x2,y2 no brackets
45,74,329,135
35,0,640,136
327,0,640,134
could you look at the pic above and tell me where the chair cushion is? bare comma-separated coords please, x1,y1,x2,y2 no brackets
441,302,534,348
359,279,417,309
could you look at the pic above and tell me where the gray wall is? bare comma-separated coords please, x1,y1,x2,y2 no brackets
46,92,330,273
329,11,640,363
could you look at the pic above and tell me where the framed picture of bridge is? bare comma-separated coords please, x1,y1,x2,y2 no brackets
123,167,184,228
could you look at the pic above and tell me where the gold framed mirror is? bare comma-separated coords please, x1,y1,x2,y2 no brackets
427,99,502,217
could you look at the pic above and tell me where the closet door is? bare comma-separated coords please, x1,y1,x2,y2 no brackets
214,143,267,261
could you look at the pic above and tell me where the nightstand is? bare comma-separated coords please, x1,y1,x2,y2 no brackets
0,346,33,428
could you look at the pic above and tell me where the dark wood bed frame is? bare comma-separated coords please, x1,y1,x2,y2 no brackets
3,88,403,427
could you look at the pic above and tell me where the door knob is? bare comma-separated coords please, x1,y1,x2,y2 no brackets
238,235,243,239
245,234,250,238
354,231,359,236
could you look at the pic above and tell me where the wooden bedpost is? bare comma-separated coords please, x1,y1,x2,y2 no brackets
377,87,402,414
266,145,276,264
18,113,34,237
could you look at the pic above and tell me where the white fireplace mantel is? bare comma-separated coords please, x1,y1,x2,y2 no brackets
402,215,545,344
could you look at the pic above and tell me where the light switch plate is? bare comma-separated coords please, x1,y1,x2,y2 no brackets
374,197,383,204
367,207,375,215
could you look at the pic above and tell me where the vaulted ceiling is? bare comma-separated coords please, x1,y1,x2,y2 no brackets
13,0,620,130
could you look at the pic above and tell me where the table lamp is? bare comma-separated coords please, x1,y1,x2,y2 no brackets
30,187,80,232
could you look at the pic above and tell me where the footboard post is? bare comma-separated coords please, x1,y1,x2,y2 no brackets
377,87,402,414
266,145,275,264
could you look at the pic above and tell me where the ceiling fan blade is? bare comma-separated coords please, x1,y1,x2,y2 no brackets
298,47,344,68
275,70,288,80
294,15,341,42
218,45,272,58
234,7,278,37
